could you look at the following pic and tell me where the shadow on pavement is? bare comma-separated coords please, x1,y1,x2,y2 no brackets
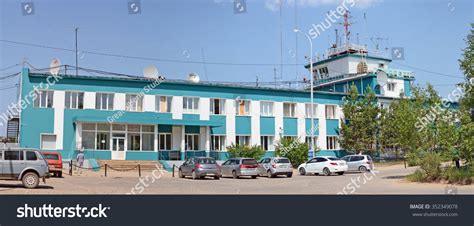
0,183,54,190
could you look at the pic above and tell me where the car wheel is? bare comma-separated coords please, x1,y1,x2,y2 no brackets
359,166,368,173
337,172,344,175
287,173,293,178
58,172,63,178
232,170,239,179
299,168,306,175
323,167,331,176
178,169,185,178
214,176,220,180
267,170,274,178
251,175,257,179
192,171,198,180
22,172,39,189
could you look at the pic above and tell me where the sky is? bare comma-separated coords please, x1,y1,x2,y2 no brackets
0,0,472,136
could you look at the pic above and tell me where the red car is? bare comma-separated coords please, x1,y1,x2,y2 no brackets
42,152,63,177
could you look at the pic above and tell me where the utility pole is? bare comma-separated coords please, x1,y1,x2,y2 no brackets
75,27,79,76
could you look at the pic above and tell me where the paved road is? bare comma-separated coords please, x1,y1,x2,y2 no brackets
0,164,472,194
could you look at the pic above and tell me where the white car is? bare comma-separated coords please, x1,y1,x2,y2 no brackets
298,156,348,176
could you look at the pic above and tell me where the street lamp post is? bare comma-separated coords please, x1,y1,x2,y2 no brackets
294,29,315,158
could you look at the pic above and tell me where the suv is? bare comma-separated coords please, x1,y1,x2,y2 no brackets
221,158,259,179
341,155,374,172
178,157,221,180
0,148,49,188
42,152,63,177
257,157,293,178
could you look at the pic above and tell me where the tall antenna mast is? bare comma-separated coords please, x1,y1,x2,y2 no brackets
294,0,299,89
75,27,79,76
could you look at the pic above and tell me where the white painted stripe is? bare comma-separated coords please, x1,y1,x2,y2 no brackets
143,95,155,112
250,100,260,145
296,102,306,143
114,93,126,111
274,102,283,141
172,125,182,150
83,92,96,109
200,98,210,121
318,104,327,149
225,99,236,146
172,96,183,120
53,91,65,150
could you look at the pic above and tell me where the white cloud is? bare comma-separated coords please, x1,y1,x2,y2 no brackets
264,0,379,12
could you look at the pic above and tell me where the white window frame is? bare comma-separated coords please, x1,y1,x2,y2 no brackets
260,101,274,117
65,91,84,109
156,95,172,113
34,90,54,108
159,133,172,150
260,135,274,151
305,103,317,118
210,98,226,115
125,94,143,112
185,134,200,150
325,105,337,119
235,100,251,116
305,136,318,148
183,97,200,114
95,93,114,110
235,136,250,146
387,83,396,92
210,135,226,151
283,102,296,118
326,136,339,150
40,133,57,150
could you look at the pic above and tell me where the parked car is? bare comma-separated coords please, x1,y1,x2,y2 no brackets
42,152,63,177
298,156,347,176
341,155,374,172
178,157,221,180
221,158,259,179
257,157,293,178
0,148,49,188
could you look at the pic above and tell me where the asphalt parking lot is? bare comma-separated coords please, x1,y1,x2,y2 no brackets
0,164,473,194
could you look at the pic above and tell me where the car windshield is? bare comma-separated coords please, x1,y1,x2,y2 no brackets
242,159,257,165
43,154,59,160
275,158,290,163
327,157,340,161
198,158,216,164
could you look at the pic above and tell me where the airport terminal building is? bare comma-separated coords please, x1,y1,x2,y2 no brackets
17,45,415,161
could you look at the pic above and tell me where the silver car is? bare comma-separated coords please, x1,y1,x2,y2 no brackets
178,157,221,180
341,155,375,172
0,148,49,188
220,158,259,179
257,157,293,178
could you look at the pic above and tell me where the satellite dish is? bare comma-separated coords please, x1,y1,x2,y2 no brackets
143,65,159,79
49,58,61,75
187,72,200,83
376,69,388,86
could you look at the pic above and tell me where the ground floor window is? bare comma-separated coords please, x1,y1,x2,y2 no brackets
211,135,226,151
260,136,274,151
185,134,199,150
326,136,339,150
96,132,110,150
41,134,57,150
159,133,172,150
235,136,250,146
305,136,318,149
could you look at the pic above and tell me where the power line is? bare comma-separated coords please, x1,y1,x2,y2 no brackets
391,61,463,79
0,72,20,80
0,84,18,91
0,64,20,71
0,39,303,67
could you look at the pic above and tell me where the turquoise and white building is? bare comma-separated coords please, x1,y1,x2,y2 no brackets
17,43,415,162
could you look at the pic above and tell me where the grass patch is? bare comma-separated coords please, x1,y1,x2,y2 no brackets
407,166,473,185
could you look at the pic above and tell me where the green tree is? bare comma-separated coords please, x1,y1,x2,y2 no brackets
226,144,265,160
274,137,311,168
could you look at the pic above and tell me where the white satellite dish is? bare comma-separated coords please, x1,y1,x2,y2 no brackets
143,65,159,79
376,69,388,86
49,58,61,75
187,72,200,83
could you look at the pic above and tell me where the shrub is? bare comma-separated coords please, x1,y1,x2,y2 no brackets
226,144,265,160
419,152,442,181
407,169,425,182
275,137,311,168
406,151,420,167
443,167,473,185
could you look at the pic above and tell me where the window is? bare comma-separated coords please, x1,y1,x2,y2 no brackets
211,135,226,151
95,93,114,110
305,136,318,148
283,103,296,117
26,151,37,161
236,100,250,116
235,136,250,146
210,98,226,115
387,83,396,92
4,151,23,160
305,103,317,118
0,151,2,160
260,136,274,151
185,134,199,150
126,94,143,112
34,90,54,108
82,123,96,149
318,67,329,77
260,101,274,116
65,91,84,109
183,97,199,114
142,125,154,151
325,105,337,119
327,136,338,150
342,83,349,93
156,96,172,113
357,62,368,73
159,133,172,150
96,124,110,150
378,63,385,68
128,124,141,151
41,134,57,150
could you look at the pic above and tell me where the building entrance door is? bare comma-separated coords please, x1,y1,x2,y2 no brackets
112,134,125,160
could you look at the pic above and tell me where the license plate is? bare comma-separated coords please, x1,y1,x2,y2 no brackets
279,165,287,168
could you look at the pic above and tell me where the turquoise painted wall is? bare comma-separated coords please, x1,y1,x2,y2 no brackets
283,118,297,136
210,115,226,134
305,119,320,136
404,80,411,97
326,119,340,136
260,117,275,135
235,116,251,135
